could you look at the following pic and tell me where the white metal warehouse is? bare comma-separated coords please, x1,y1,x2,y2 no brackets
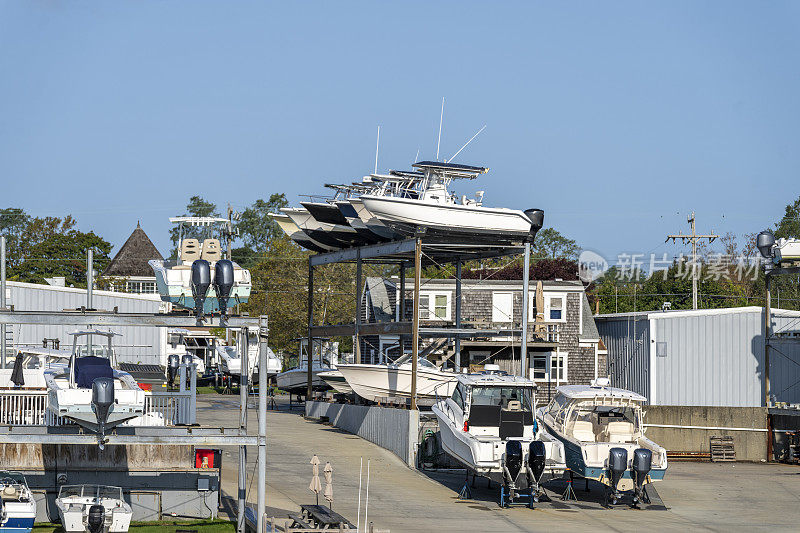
595,307,800,407
4,280,169,365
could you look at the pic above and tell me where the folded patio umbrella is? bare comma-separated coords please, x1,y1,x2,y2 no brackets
323,461,333,508
309,454,322,505
10,352,24,388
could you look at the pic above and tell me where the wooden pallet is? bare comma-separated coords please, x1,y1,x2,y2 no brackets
710,435,736,462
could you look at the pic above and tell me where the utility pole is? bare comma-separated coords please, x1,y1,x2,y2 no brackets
666,212,718,309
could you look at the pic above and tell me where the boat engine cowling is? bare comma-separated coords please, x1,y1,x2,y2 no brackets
87,504,105,533
524,209,545,241
91,377,115,446
608,447,628,500
167,354,180,387
632,448,653,503
528,441,546,482
214,259,235,316
504,440,523,483
191,259,211,317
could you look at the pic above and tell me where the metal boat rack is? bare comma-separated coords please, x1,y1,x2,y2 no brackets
0,307,268,533
307,236,535,409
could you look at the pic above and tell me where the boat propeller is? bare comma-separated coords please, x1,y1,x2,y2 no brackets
501,440,523,503
87,503,105,533
91,377,115,450
191,259,211,318
607,447,628,505
213,259,235,317
632,448,653,506
526,441,546,502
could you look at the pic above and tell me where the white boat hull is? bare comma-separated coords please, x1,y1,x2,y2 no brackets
317,370,352,394
336,364,456,403
276,367,329,395
149,260,251,313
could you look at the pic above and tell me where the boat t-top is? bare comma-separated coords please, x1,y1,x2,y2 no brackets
536,379,668,506
0,471,36,533
149,217,252,317
44,331,145,448
56,484,132,533
431,368,566,507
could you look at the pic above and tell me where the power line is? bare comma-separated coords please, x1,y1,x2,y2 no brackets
666,212,719,310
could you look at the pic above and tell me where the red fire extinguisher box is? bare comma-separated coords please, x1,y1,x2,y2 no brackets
195,448,219,469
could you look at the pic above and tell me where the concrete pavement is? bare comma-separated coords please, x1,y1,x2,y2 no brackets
199,396,800,532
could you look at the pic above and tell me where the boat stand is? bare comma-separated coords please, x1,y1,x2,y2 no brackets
499,484,537,509
561,470,577,501
457,471,473,500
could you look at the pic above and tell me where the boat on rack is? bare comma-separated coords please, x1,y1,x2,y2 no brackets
268,213,334,253
317,369,352,394
275,339,338,397
0,471,36,533
336,350,457,403
359,161,543,245
56,484,132,532
536,379,668,506
216,331,282,384
431,369,565,506
149,217,251,316
44,331,145,447
281,207,364,249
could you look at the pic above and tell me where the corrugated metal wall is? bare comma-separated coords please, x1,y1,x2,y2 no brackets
6,282,167,366
598,317,650,400
598,308,800,407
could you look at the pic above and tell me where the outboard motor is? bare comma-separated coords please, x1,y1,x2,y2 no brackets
167,353,180,388
213,259,235,316
632,448,653,506
91,377,115,449
757,230,776,260
501,440,523,505
87,504,105,533
526,441,546,501
524,209,545,242
182,353,194,387
191,259,211,318
607,447,628,505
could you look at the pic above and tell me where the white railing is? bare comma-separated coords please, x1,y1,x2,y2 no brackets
0,389,192,427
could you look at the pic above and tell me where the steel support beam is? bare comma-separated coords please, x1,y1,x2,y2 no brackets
307,258,314,401
399,262,406,356
355,249,362,363
257,316,268,533
238,327,248,533
310,238,417,266
310,323,521,338
454,259,462,372
0,310,260,328
520,242,531,378
411,238,421,410
0,426,256,445
1,235,5,369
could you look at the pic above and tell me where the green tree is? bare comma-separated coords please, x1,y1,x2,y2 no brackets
533,228,579,259
236,194,289,252
774,196,800,239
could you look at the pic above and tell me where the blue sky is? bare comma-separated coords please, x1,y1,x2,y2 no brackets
1,1,798,264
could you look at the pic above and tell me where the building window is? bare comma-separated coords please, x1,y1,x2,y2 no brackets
544,293,567,323
547,324,560,343
492,292,513,323
125,281,156,294
418,291,451,320
530,351,568,382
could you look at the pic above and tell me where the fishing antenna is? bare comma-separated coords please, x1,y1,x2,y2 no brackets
447,125,487,163
374,126,380,175
436,97,444,160
414,148,420,163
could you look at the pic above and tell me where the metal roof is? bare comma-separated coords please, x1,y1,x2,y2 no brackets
596,306,800,321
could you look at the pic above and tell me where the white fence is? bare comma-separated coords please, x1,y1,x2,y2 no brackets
0,389,192,427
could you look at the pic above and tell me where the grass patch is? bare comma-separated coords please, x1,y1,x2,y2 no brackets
195,385,287,395
35,519,235,532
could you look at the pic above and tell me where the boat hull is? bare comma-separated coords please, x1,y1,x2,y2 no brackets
336,364,456,403
317,370,353,394
276,368,330,395
149,260,251,313
1,504,35,533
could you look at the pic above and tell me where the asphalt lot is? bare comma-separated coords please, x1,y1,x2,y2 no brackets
199,396,800,532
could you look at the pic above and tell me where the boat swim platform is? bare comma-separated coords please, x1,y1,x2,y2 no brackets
310,237,526,266
0,425,256,446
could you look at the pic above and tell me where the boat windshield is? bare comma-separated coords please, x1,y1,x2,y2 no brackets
0,471,26,485
75,345,111,358
570,404,640,433
59,485,123,500
470,386,533,411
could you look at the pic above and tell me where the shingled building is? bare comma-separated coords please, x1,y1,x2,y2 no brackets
101,222,163,294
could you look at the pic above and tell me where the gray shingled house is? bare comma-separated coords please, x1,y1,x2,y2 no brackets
359,277,607,400
101,222,163,294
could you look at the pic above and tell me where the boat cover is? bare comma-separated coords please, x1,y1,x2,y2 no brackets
75,357,114,389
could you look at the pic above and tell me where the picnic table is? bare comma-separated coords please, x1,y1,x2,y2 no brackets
297,504,355,530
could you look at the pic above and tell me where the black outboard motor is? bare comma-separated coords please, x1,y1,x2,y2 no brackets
91,377,115,449
502,440,523,504
607,447,628,505
87,504,105,533
632,448,653,506
526,441,546,501
182,353,194,387
191,259,211,318
213,259,235,316
524,209,545,242
167,353,180,388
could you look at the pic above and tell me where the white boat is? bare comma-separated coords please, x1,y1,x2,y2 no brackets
536,379,668,505
431,369,565,506
149,216,252,316
360,161,543,244
0,471,36,533
268,213,335,253
275,339,338,396
166,329,206,375
216,331,281,383
56,485,132,532
281,207,362,249
44,331,145,446
317,369,352,394
336,353,457,403
0,347,71,389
